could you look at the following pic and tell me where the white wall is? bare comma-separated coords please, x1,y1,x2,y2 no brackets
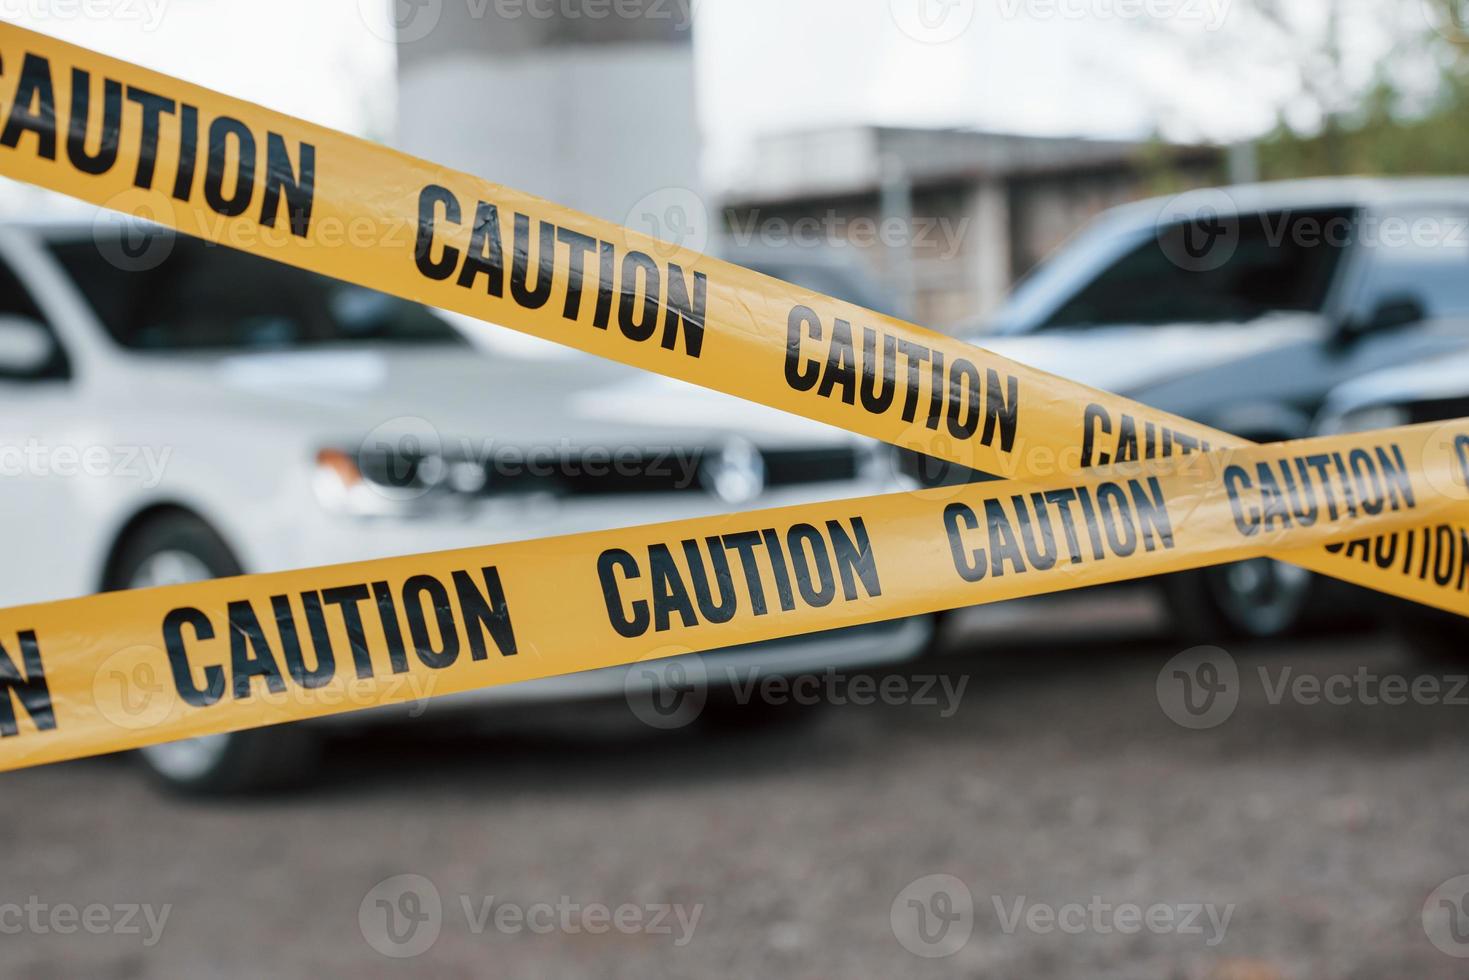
397,43,701,227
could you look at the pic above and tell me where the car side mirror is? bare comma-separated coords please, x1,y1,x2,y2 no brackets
0,315,57,377
1336,293,1427,345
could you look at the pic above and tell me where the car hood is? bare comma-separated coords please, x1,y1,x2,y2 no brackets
973,315,1323,397
112,345,855,449
1321,348,1469,418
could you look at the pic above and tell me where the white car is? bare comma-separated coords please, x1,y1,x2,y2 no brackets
0,212,933,793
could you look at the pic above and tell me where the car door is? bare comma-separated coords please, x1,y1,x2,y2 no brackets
0,242,93,604
1331,203,1469,371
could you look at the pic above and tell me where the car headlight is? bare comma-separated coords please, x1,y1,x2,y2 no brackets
1314,404,1413,436
312,447,487,517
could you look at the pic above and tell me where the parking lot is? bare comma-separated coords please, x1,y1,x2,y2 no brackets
4,593,1468,979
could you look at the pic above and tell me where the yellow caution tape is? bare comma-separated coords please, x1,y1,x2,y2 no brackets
0,22,1464,613
0,23,1464,769
1,425,1464,771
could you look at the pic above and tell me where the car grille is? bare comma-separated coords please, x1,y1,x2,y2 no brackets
358,444,867,498
1410,397,1469,425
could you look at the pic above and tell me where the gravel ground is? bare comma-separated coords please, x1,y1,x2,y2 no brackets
3,594,1468,979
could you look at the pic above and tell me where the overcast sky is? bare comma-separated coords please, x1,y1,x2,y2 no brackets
0,0,1416,192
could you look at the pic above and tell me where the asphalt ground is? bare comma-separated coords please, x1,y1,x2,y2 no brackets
3,589,1468,978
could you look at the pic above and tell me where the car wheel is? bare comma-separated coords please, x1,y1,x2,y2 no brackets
1164,559,1315,641
106,511,321,796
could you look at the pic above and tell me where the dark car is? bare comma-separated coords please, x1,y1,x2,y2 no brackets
1314,351,1469,660
972,177,1469,638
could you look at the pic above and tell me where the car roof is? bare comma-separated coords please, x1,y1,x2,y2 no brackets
1100,176,1469,230
18,175,1469,236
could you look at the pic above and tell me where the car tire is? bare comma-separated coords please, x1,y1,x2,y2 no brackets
105,510,321,796
1163,559,1316,642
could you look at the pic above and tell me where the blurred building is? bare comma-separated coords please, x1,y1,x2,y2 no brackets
721,126,1224,330
394,0,700,225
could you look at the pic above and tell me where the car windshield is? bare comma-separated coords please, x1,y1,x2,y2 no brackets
1029,206,1354,331
48,234,466,352
741,259,900,318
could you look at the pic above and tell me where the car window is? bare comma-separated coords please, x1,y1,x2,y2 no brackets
48,236,466,352
1351,208,1469,320
0,253,68,381
1037,207,1354,329
743,260,898,318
